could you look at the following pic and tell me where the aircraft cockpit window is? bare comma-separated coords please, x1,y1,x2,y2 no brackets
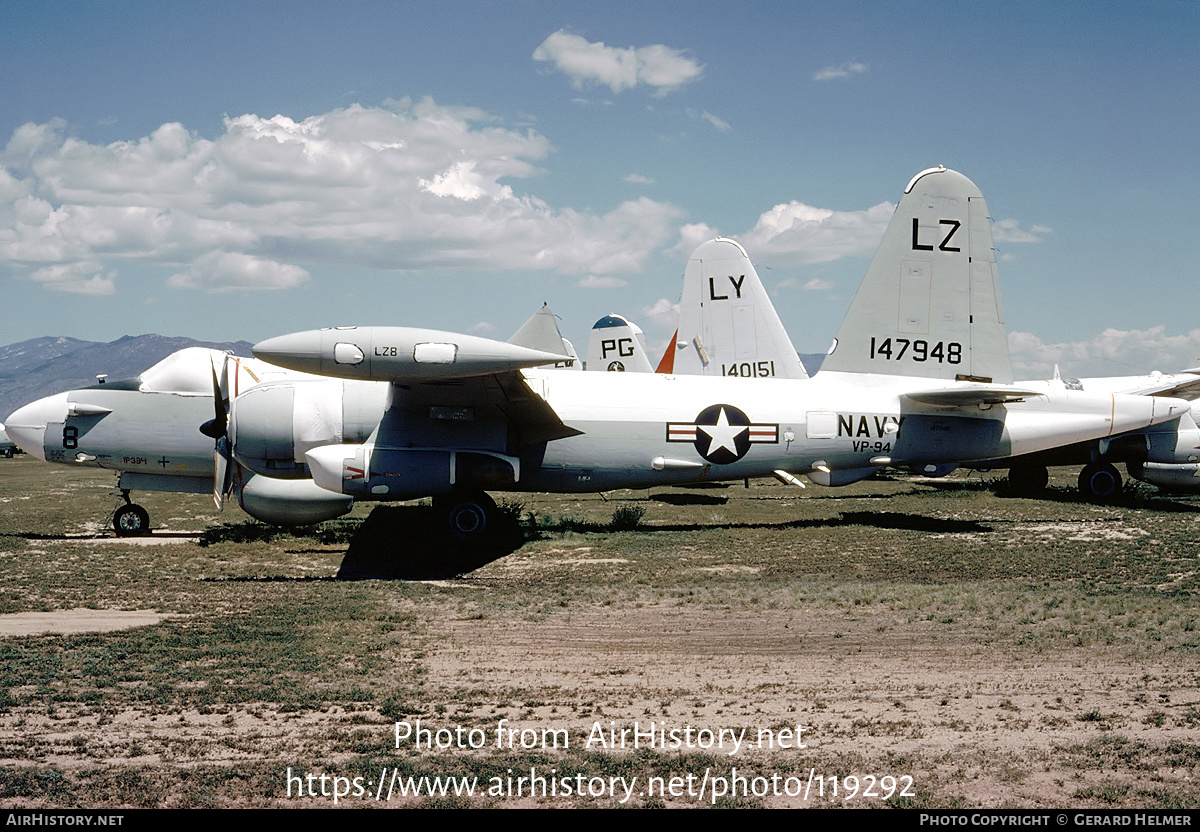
138,347,224,394
334,343,365,365
414,343,457,364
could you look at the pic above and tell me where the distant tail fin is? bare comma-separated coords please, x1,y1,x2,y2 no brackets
665,237,808,379
586,314,654,372
821,166,1012,384
509,303,578,369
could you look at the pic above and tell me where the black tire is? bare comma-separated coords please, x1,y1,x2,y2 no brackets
436,491,497,543
1008,463,1049,494
113,504,151,536
2,448,12,458
1078,462,1121,501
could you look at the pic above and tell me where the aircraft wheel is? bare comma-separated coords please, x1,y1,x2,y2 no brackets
2,448,12,458
1008,463,1048,494
1078,462,1122,502
437,491,497,543
113,504,151,537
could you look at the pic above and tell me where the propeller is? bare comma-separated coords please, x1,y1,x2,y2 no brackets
199,353,236,508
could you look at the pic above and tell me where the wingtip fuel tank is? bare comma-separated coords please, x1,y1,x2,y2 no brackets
253,327,572,382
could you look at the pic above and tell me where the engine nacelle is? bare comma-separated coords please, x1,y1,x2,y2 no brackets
230,379,387,478
237,473,354,525
1143,412,1200,465
306,443,517,499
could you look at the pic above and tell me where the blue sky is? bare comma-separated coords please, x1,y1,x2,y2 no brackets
1,0,1198,377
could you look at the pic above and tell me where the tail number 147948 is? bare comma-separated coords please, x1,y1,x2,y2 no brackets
869,337,961,364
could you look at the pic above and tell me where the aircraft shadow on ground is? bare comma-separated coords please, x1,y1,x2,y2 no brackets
0,530,201,542
650,492,729,506
535,512,993,535
920,480,1200,512
187,507,992,581
197,505,522,581
336,505,523,580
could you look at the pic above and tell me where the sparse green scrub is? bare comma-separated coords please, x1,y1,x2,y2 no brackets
0,463,1198,806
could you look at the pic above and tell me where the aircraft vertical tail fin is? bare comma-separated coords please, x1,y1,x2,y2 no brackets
821,166,1012,384
509,303,578,369
586,314,654,372
666,238,807,379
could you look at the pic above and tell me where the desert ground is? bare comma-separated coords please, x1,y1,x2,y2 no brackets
0,456,1197,808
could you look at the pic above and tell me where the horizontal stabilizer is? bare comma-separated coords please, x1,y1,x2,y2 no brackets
253,327,569,383
904,386,1044,407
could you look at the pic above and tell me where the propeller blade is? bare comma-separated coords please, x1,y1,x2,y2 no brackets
202,354,235,506
199,357,229,439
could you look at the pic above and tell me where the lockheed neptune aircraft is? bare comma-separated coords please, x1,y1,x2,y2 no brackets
3,347,361,533
655,218,1200,499
243,167,1187,539
4,167,1191,538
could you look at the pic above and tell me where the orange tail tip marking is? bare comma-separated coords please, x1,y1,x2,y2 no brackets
656,329,678,374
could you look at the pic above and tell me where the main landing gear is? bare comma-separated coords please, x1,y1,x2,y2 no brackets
1007,462,1049,495
113,490,151,537
1078,462,1122,502
433,490,498,544
338,490,523,580
1005,461,1124,502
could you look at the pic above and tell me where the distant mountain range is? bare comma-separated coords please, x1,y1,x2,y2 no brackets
0,334,254,421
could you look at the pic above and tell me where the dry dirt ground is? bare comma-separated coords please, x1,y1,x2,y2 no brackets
0,458,1197,808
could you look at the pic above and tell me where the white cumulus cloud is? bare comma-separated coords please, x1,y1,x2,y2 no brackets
167,251,311,293
642,297,679,325
533,31,703,96
0,98,682,295
29,261,116,295
993,218,1052,244
671,201,895,265
1009,327,1200,379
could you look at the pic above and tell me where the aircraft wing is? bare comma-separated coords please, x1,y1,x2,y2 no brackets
254,325,584,447
389,371,584,446
904,386,1045,408
1140,375,1200,401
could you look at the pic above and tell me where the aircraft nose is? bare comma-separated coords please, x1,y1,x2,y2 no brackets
5,392,69,461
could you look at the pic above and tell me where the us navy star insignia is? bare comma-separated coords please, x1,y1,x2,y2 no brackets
666,404,779,464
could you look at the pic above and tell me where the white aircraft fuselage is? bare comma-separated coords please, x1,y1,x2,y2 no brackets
270,354,1183,499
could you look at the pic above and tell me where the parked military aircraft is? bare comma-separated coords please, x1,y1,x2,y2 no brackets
3,348,359,533
3,306,584,534
1001,369,1200,497
658,224,1200,498
239,167,1188,541
0,424,16,458
585,314,654,373
7,167,1192,540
